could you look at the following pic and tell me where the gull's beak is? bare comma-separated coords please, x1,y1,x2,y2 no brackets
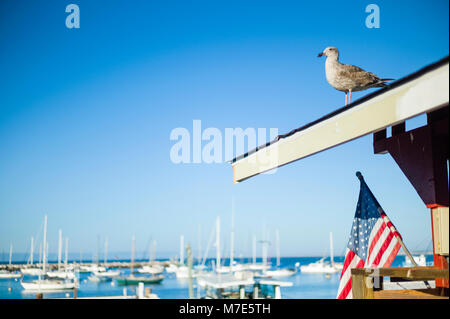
317,52,324,57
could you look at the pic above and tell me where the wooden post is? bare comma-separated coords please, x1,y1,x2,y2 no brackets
351,268,374,299
253,284,259,299
429,205,449,289
239,285,245,299
138,282,144,299
187,244,194,299
274,285,282,299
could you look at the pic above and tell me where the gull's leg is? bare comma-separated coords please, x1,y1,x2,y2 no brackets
345,92,348,106
348,90,352,105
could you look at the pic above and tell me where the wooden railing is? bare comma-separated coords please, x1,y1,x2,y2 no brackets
351,267,449,299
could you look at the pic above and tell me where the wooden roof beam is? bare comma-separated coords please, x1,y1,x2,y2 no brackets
231,57,449,183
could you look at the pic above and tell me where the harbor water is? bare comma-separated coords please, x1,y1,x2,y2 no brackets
0,255,434,299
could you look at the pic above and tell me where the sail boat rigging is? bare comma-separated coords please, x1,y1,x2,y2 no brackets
116,235,164,285
21,215,78,292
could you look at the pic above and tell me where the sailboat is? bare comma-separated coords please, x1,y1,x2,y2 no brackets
402,254,428,267
20,215,78,292
300,232,341,274
137,240,164,275
329,232,343,271
243,235,270,272
47,231,76,279
265,229,296,278
215,206,248,274
21,237,44,276
116,235,164,285
196,217,293,299
89,237,120,281
0,244,22,279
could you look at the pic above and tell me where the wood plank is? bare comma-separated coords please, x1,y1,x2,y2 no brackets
375,267,448,280
353,267,448,280
374,289,448,299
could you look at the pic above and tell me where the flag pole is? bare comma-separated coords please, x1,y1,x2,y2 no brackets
356,172,431,289
396,235,432,289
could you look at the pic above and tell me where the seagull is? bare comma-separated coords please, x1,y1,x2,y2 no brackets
318,47,394,106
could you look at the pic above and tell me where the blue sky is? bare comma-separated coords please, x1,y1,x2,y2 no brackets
0,0,448,261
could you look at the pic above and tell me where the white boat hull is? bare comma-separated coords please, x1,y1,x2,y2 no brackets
21,268,44,276
47,271,76,279
0,272,22,279
137,266,164,275
300,266,339,274
175,266,197,278
165,264,178,273
265,269,296,277
79,265,106,273
21,279,78,291
94,270,120,277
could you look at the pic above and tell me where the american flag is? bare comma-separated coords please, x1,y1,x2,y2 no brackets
336,172,402,299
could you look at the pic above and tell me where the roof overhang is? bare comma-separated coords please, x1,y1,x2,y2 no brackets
231,56,449,183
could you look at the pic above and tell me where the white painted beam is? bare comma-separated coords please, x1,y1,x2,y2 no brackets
232,58,449,183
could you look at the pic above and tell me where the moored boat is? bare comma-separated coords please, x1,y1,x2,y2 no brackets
20,215,78,292
0,270,22,279
116,275,164,285
265,268,297,277
21,278,78,291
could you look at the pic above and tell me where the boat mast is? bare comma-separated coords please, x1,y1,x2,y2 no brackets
30,237,34,265
201,223,215,267
96,235,100,266
43,215,47,274
58,229,62,271
276,229,280,268
262,224,268,269
9,243,12,266
64,237,68,271
197,225,202,265
131,235,135,275
104,236,108,266
216,216,221,271
39,243,42,269
180,235,184,265
148,239,156,264
252,235,256,265
230,200,235,271
329,232,334,267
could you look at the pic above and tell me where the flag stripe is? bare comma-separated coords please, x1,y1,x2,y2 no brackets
371,231,395,267
337,254,364,299
337,275,353,299
378,236,398,267
367,224,390,266
380,210,402,239
340,249,356,279
366,220,386,262
382,241,401,268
